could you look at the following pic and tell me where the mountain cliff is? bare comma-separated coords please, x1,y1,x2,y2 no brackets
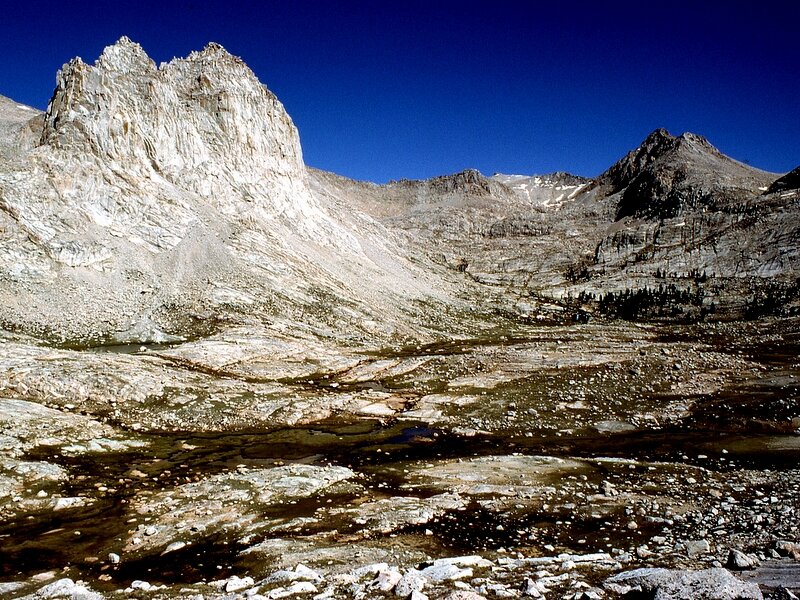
0,38,798,349
0,38,467,351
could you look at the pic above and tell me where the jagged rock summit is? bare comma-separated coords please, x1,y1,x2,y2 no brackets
599,128,776,219
599,128,680,192
43,37,303,184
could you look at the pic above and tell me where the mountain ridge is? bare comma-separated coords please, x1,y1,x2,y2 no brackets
1,38,799,600
0,37,798,346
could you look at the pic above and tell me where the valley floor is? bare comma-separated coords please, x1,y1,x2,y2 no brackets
0,316,798,599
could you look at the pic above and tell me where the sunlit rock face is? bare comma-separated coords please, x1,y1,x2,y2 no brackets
41,37,304,204
0,38,457,343
10,37,315,267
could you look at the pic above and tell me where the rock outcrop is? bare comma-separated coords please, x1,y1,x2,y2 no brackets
768,166,800,193
605,567,764,599
40,38,305,210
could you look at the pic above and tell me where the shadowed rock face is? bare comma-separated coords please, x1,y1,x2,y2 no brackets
599,128,679,192
768,165,800,193
599,128,776,220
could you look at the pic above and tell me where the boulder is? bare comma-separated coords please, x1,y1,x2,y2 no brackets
727,549,759,570
605,567,763,599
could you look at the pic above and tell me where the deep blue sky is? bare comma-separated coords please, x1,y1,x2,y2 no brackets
1,1,798,182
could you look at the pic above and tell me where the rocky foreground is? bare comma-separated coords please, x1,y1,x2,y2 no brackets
0,39,798,598
0,317,798,599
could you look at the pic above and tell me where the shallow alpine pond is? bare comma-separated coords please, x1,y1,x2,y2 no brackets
1,416,798,589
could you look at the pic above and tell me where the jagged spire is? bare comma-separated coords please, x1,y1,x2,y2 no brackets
598,128,679,192
95,36,155,72
40,36,303,183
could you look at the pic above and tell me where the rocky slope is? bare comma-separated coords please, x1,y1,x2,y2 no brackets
0,38,474,354
335,127,798,322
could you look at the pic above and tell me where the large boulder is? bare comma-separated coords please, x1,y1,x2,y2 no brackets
604,567,763,599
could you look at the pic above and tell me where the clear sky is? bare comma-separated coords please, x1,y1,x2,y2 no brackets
1,1,798,182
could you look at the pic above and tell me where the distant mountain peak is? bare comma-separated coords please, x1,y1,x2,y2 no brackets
601,129,734,194
185,41,245,67
598,128,775,220
389,168,485,186
644,127,674,145
203,41,226,52
599,128,679,192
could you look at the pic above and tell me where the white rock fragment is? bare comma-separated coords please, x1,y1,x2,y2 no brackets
266,564,323,584
225,575,255,593
727,549,759,570
684,539,711,557
395,569,426,597
432,555,493,568
161,541,187,554
371,568,402,592
28,578,103,599
130,580,152,591
268,581,318,598
419,563,473,582
350,563,390,579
